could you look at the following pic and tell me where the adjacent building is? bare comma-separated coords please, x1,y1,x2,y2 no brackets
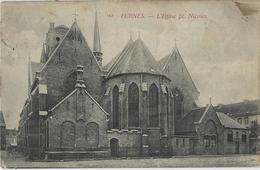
17,12,251,159
216,99,260,153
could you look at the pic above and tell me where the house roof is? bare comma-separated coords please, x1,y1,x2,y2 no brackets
176,104,248,133
216,99,260,117
175,106,207,133
216,112,247,129
0,111,6,127
106,38,163,78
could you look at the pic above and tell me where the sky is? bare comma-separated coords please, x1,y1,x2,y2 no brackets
1,0,259,129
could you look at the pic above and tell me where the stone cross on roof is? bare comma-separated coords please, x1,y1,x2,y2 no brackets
72,10,79,21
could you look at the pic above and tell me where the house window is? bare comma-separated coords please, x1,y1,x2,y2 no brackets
176,138,179,147
211,136,216,148
227,131,233,142
182,138,185,147
244,117,249,125
204,135,216,148
149,84,159,127
112,86,119,129
237,118,242,124
242,132,247,143
204,137,210,148
128,83,139,127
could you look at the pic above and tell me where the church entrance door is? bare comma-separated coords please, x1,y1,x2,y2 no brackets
110,138,119,157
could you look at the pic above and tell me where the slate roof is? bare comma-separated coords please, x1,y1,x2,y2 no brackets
106,38,162,78
0,111,6,127
216,112,247,129
103,39,133,71
216,99,260,117
158,47,198,92
176,104,248,133
175,106,207,133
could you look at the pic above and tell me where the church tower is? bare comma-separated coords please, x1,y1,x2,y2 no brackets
93,11,103,66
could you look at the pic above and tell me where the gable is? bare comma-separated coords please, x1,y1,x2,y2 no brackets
38,21,104,108
161,49,198,94
50,89,108,122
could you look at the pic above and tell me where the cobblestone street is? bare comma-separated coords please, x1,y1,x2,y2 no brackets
1,151,259,168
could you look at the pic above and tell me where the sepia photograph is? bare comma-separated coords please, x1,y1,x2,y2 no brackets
0,0,259,168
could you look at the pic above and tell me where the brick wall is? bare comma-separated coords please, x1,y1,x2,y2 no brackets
47,89,108,150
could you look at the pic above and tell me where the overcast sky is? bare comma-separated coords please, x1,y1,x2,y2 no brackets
1,0,259,129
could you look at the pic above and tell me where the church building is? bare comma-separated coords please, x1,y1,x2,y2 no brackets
17,12,250,159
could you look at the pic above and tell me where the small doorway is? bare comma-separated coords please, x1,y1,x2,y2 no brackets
110,138,119,157
235,141,240,154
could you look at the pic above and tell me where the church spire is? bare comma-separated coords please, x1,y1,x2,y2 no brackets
40,43,46,63
93,10,103,66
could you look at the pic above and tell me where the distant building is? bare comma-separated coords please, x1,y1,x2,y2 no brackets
216,99,260,128
216,99,260,153
0,111,6,150
6,129,17,148
17,12,250,160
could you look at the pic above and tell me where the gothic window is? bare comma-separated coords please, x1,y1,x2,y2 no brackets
112,86,119,129
227,131,233,143
242,132,247,143
61,121,75,148
128,83,139,127
149,84,159,127
86,122,99,148
173,88,184,121
166,87,170,128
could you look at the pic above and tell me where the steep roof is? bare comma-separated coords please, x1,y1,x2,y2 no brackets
216,112,247,129
175,106,207,133
40,21,101,73
107,38,162,78
158,47,198,92
103,39,133,71
0,111,6,127
216,99,260,117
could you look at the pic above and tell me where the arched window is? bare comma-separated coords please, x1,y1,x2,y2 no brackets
128,83,139,127
112,86,119,129
241,131,247,143
61,121,75,148
173,88,184,120
149,84,159,127
86,122,99,148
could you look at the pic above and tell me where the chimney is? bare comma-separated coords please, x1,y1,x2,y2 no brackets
75,65,86,89
49,22,55,30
